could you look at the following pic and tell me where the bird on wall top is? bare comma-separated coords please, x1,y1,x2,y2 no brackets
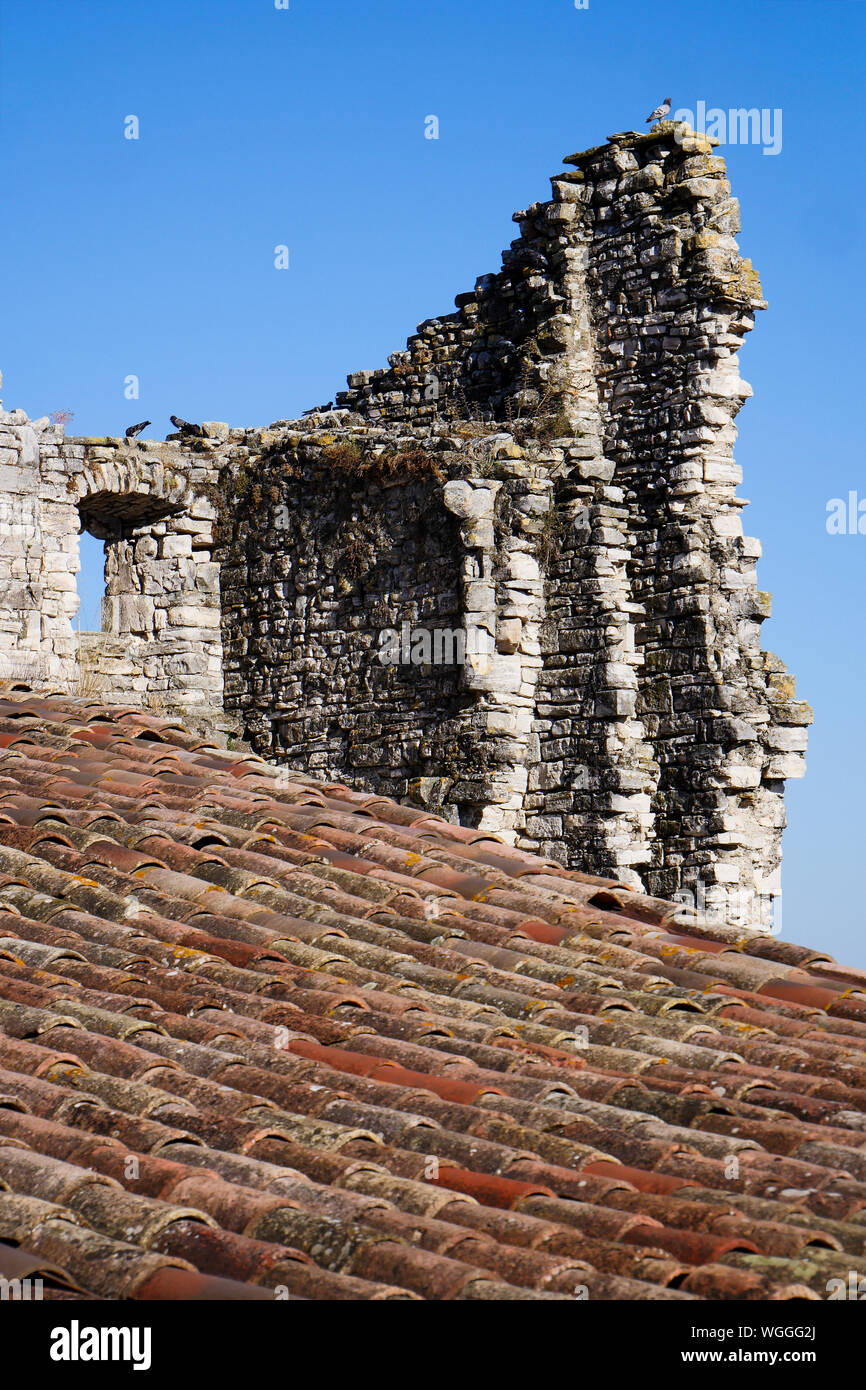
124,420,150,439
302,401,334,416
646,96,672,125
170,415,205,438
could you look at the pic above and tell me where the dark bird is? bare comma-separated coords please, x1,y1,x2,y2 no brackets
646,96,672,125
125,420,150,439
302,401,334,416
170,415,205,437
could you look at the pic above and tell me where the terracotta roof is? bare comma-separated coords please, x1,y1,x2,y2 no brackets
0,692,864,1301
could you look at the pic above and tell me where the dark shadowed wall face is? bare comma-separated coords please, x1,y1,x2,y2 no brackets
219,452,470,804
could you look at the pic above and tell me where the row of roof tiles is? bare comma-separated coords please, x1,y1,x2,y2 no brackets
0,692,863,1300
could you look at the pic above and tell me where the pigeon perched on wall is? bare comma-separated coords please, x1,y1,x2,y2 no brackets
302,401,334,416
169,415,205,438
124,420,150,439
646,96,672,125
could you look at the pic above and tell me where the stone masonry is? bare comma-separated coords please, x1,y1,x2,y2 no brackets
0,406,223,707
0,125,811,926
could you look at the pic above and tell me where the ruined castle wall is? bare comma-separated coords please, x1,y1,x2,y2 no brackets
561,130,811,914
0,127,810,925
326,126,812,918
0,408,224,708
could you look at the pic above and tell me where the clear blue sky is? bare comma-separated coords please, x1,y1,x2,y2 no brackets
2,0,863,964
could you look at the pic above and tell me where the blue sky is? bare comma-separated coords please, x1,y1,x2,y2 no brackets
2,0,863,963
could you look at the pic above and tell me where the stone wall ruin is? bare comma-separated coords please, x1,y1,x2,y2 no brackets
0,124,811,925
0,421,223,708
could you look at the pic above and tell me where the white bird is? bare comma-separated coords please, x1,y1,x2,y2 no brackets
646,96,672,125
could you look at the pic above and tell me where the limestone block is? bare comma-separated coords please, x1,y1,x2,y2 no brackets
13,426,39,467
118,595,152,633
442,480,500,519
528,762,564,792
134,535,159,563
463,518,494,549
167,605,221,629
496,618,523,654
504,552,540,583
465,652,521,693
525,814,563,838
464,581,495,611
161,533,193,559
720,763,762,790
765,753,806,780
